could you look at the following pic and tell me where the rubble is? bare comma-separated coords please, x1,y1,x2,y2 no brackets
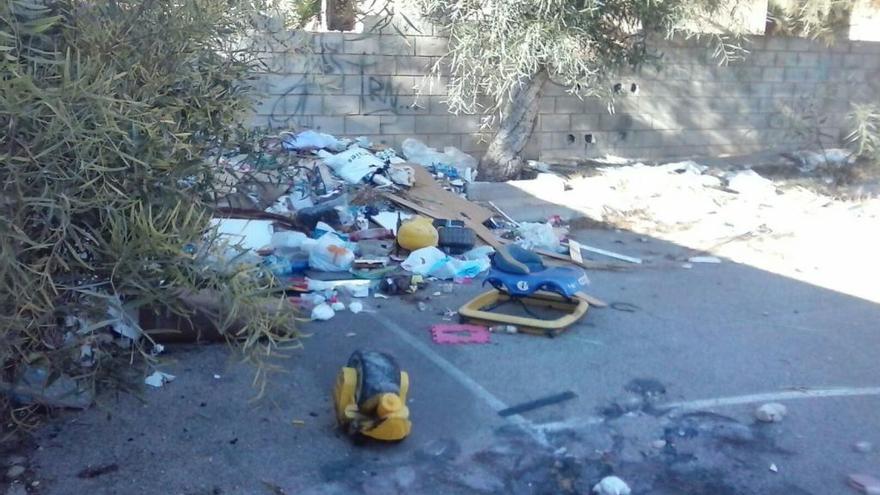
754,402,788,423
198,127,611,334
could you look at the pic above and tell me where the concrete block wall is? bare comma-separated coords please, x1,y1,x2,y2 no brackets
251,28,880,162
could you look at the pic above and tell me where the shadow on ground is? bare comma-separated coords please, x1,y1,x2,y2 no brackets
11,191,880,495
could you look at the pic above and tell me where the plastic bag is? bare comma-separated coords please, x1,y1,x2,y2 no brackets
401,246,490,280
401,138,477,181
271,231,309,250
516,222,562,251
317,146,385,184
401,246,447,276
282,130,347,152
430,257,490,280
308,233,355,271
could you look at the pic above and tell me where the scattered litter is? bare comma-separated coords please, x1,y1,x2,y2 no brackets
6,465,25,479
331,301,345,311
769,463,778,473
144,371,176,388
489,324,518,334
681,263,693,269
346,332,356,337
317,146,385,184
417,301,428,312
308,233,354,272
397,216,439,251
211,218,273,250
282,129,347,151
688,256,722,263
724,169,776,196
592,475,632,495
754,402,788,423
291,419,306,426
213,374,221,379
430,324,491,344
432,291,442,296
568,241,642,264
373,293,389,299
848,473,880,494
4,365,94,409
349,301,363,314
371,211,411,235
498,391,577,417
311,303,335,321
516,222,563,251
854,441,874,453
652,439,667,449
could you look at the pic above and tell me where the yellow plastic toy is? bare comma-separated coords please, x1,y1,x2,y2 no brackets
396,216,438,251
333,350,411,441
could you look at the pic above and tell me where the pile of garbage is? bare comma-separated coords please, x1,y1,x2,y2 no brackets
208,130,581,322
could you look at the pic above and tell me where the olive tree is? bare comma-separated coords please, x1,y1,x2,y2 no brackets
402,0,757,180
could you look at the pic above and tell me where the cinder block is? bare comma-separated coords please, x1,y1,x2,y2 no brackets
764,36,788,51
415,37,449,56
453,115,483,133
343,75,363,95
323,95,362,115
850,41,880,54
571,114,600,131
787,37,816,52
540,115,571,131
308,116,346,134
255,94,322,116
412,75,448,96
460,133,491,153
427,133,461,149
599,113,649,131
343,34,413,56
345,115,381,134
427,95,452,115
796,52,820,67
763,67,785,82
554,96,586,114
391,75,417,94
538,97,555,114
843,54,866,69
396,56,434,76
415,115,449,133
751,51,779,66
379,115,416,134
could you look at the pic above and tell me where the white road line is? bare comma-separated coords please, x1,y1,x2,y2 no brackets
535,386,880,433
663,386,880,411
370,312,549,446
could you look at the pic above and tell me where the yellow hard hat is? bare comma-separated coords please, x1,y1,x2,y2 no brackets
397,216,438,251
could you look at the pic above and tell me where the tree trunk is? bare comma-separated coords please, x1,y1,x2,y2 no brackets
479,70,549,182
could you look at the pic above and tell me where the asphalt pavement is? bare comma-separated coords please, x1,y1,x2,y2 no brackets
16,227,880,495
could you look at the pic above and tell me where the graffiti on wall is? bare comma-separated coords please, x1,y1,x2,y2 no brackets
265,36,420,128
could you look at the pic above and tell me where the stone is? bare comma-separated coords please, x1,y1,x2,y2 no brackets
652,439,667,449
6,465,25,479
854,441,874,453
5,456,25,467
593,476,631,495
754,403,787,423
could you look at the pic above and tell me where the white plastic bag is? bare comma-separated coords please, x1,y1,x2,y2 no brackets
401,246,447,276
517,222,562,251
401,138,477,180
311,303,335,321
308,233,355,271
271,231,309,249
282,130,347,152
430,257,490,280
317,146,385,184
401,246,490,280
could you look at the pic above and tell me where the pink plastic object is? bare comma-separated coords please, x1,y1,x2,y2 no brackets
430,324,491,344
